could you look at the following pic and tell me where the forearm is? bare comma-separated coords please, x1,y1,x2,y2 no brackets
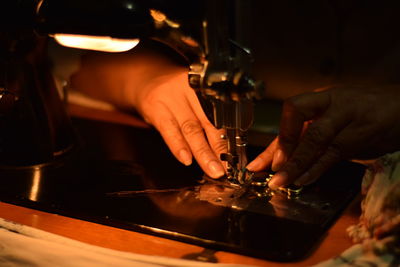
69,41,187,111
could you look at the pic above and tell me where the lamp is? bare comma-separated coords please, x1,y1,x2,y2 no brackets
1,0,257,175
53,34,139,52
36,0,204,59
0,0,157,167
36,0,153,52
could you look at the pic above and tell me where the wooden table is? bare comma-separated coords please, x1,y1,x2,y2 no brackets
0,105,362,266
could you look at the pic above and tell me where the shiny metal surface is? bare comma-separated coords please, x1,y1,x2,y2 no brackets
186,0,263,183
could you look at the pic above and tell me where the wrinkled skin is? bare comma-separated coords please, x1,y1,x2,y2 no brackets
247,85,400,189
70,46,227,179
132,71,226,178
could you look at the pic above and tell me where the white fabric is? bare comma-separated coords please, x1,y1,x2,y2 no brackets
0,218,254,267
313,242,399,267
313,152,400,267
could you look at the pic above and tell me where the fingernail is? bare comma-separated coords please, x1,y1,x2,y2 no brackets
179,149,192,166
246,158,262,171
268,171,289,190
208,160,225,178
272,149,285,172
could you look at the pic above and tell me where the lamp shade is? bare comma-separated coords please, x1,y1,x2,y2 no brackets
36,0,153,39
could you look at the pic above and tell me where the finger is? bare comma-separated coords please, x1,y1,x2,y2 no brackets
145,84,224,178
293,144,342,186
246,137,278,171
185,90,227,175
179,118,225,178
269,112,350,189
272,121,312,171
178,86,225,177
204,126,227,164
271,145,287,172
187,92,228,160
277,92,331,166
146,103,193,166
155,99,224,178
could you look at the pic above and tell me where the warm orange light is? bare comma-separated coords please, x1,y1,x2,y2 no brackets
54,34,139,52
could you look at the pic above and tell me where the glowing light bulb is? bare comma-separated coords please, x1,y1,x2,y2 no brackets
54,34,139,52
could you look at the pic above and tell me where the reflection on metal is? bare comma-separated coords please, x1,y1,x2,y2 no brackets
196,175,331,225
224,170,303,200
182,248,218,263
35,0,44,14
135,224,221,246
246,171,274,199
106,171,304,204
106,187,194,197
106,172,316,224
150,9,180,28
29,168,41,201
278,185,304,199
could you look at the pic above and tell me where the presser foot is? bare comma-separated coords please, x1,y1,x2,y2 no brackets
245,171,303,200
203,170,304,200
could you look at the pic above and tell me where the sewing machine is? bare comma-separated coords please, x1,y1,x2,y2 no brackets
146,0,266,186
42,0,263,184
0,0,365,262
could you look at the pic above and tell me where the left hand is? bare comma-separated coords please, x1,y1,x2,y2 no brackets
246,84,400,189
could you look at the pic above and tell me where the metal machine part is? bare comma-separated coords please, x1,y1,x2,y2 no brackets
38,0,264,182
147,1,264,183
201,171,303,201
82,0,264,182
187,1,264,182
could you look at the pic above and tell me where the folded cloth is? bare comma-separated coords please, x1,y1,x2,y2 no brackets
0,218,254,267
314,152,400,267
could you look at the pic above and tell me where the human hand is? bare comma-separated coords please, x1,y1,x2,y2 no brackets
247,85,400,189
132,69,226,178
68,46,226,178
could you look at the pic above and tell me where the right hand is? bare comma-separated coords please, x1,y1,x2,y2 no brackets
132,69,227,178
70,48,227,179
